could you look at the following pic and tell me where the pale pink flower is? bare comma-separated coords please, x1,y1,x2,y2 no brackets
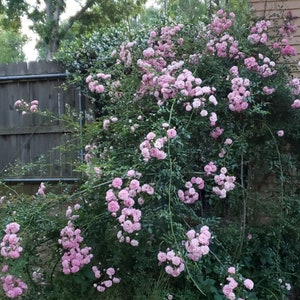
224,138,233,145
127,169,135,177
157,251,167,263
146,132,156,140
129,179,140,190
106,267,115,277
1,265,8,272
103,119,110,130
112,177,123,189
167,128,177,139
108,201,120,213
277,130,284,137
130,239,139,246
291,99,300,108
244,278,254,290
103,280,112,288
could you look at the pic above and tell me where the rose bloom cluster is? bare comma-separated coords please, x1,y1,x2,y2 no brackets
14,99,39,114
206,33,244,60
208,9,235,35
247,19,271,45
184,226,211,261
1,274,28,299
210,126,224,139
227,75,250,112
177,176,205,204
136,24,186,103
244,54,277,77
106,171,154,246
114,41,137,67
0,222,23,259
157,249,185,277
92,266,120,293
86,72,111,93
0,224,28,299
58,221,93,274
139,131,168,161
275,12,297,56
222,267,254,300
117,208,141,247
212,167,236,199
204,161,217,175
291,99,300,109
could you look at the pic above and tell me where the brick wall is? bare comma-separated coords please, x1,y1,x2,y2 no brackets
250,0,300,69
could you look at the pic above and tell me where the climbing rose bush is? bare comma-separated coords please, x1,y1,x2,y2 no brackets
1,7,300,300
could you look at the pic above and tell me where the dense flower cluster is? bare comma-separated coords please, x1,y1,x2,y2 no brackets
204,161,217,175
140,131,167,161
177,176,205,204
115,41,137,67
58,221,93,274
247,20,271,45
184,226,211,261
291,99,300,109
227,72,250,112
102,116,118,130
0,224,27,298
1,274,28,299
244,54,277,77
207,9,235,35
212,167,236,199
86,72,111,93
205,11,243,60
157,249,185,277
136,24,187,103
288,78,300,95
0,223,23,259
206,33,243,59
106,171,154,246
273,11,298,56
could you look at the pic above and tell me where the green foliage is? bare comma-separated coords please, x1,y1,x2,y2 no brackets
0,13,25,63
0,29,25,63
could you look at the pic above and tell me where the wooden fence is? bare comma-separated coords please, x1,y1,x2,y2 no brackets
0,61,83,182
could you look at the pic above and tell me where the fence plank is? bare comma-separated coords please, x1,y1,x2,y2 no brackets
0,61,82,180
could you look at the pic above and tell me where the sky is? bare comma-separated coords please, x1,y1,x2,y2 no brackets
21,0,159,61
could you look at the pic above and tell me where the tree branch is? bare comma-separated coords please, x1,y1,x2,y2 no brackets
60,0,97,38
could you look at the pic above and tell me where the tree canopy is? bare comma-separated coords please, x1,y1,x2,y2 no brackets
0,14,25,63
0,0,147,60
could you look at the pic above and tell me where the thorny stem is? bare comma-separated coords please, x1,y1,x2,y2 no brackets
264,124,285,275
233,152,247,262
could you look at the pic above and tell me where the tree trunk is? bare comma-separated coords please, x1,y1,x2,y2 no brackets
45,0,63,60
